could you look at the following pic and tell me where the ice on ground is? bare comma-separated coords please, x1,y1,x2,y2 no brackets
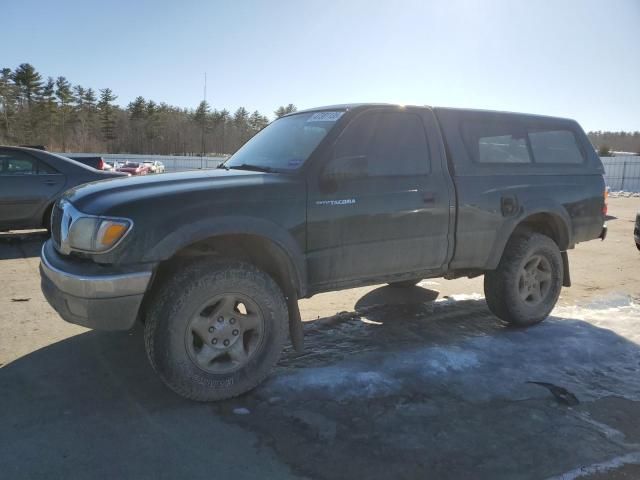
267,366,400,400
608,190,640,198
264,295,640,403
232,407,251,415
438,292,484,302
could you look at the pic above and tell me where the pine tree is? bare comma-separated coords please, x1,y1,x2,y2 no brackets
55,76,73,151
98,88,117,149
13,64,44,142
73,85,92,151
0,68,17,140
233,107,250,149
194,100,210,156
128,96,146,120
83,88,97,109
40,77,57,146
145,100,160,152
13,63,43,107
127,96,147,152
248,110,269,134
274,103,297,118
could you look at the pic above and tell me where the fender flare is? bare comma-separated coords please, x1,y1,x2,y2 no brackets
143,215,308,296
485,200,572,270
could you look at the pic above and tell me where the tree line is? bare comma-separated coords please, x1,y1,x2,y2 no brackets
587,131,640,156
0,63,297,155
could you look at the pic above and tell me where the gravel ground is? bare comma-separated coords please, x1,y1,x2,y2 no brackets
0,197,638,480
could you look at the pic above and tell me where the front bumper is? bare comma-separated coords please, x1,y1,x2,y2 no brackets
40,241,153,330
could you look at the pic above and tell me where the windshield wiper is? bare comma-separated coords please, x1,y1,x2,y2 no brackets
227,164,275,173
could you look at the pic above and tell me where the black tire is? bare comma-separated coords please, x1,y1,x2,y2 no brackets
388,279,422,288
484,233,563,326
42,203,54,233
144,259,288,401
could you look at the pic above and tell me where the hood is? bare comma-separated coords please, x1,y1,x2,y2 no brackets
64,168,282,215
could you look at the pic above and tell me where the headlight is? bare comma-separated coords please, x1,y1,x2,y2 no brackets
67,216,132,253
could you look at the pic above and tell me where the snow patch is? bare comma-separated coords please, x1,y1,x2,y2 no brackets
438,293,484,303
267,366,399,400
608,190,640,198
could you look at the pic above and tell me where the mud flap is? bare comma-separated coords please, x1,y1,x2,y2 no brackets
561,251,571,287
286,293,304,352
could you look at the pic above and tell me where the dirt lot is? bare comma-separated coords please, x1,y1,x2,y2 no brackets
1,197,639,480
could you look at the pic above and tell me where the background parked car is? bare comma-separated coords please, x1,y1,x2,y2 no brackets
105,160,122,171
0,146,127,231
64,155,111,171
117,161,151,175
143,160,165,173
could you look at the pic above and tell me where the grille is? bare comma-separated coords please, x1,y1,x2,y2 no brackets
51,203,63,247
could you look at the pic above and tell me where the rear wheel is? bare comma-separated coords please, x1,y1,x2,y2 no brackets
484,233,562,326
144,259,288,401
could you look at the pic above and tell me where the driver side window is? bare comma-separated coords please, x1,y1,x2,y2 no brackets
332,111,430,177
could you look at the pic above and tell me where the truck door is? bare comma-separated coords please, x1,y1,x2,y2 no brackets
306,108,452,287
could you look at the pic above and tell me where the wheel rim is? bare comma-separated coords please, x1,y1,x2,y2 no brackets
185,293,265,374
517,254,553,306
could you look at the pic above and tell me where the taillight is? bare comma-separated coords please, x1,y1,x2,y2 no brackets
603,188,608,215
98,158,105,170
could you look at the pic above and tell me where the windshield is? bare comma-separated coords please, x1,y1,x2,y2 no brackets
124,162,139,167
224,111,343,171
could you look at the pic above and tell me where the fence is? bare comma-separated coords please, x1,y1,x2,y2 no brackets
601,156,640,192
62,153,226,172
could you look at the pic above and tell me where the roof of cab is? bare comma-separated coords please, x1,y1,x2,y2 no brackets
433,106,576,124
290,104,577,124
293,103,435,114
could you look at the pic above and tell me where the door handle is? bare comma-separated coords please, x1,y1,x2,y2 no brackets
422,192,435,203
43,180,58,185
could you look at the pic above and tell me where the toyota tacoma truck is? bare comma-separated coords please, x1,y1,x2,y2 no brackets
40,104,607,401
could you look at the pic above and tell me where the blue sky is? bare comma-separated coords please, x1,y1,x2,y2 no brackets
3,0,639,131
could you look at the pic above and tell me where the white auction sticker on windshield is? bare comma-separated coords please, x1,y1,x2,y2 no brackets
307,111,344,122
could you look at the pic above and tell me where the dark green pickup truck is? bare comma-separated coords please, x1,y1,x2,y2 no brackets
40,104,607,401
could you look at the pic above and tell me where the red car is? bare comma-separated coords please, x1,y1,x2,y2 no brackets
117,161,151,175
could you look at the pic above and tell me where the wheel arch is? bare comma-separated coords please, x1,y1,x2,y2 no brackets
486,204,572,270
145,216,307,298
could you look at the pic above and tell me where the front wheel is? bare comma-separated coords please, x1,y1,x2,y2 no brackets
484,233,563,326
144,259,288,401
